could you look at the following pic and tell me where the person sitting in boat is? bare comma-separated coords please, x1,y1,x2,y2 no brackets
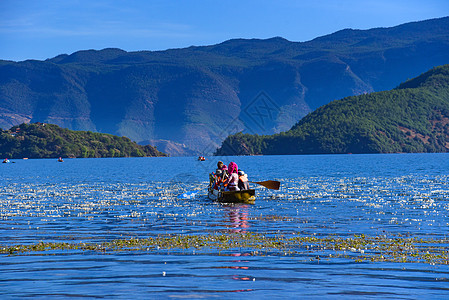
2,158,9,163
216,161,226,171
238,170,250,190
216,161,228,179
211,169,224,190
223,161,240,191
208,161,230,191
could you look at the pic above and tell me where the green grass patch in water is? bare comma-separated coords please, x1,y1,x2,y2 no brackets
2,233,448,265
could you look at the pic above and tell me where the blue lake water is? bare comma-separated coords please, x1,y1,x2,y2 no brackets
1,154,449,298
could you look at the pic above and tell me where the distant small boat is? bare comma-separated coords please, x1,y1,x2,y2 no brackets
2,158,10,163
198,156,206,161
208,187,256,204
58,157,64,162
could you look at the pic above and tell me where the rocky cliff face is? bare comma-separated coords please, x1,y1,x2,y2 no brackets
1,17,449,155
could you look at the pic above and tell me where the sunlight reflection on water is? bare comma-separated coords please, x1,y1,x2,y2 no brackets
1,154,449,297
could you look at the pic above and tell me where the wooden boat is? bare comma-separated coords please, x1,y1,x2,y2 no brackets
208,187,256,204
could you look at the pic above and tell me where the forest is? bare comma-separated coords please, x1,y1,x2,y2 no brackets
215,65,449,155
0,123,166,159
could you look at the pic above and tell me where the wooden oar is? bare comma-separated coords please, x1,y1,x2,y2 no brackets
249,180,280,190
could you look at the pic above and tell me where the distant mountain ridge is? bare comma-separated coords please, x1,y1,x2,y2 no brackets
1,17,449,155
215,64,449,155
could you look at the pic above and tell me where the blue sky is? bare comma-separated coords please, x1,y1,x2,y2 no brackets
1,0,448,61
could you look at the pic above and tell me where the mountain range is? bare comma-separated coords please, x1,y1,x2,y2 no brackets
1,17,449,155
215,64,449,155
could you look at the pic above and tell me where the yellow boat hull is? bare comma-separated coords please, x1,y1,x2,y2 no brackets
208,188,256,204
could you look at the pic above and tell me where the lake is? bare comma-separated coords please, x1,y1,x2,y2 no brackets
1,154,449,298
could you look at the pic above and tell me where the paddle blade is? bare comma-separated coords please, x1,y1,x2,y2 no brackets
251,180,280,190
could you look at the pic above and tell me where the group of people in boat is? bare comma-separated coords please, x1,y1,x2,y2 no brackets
2,158,9,163
210,161,250,192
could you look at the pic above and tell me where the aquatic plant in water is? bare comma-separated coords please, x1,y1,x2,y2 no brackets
2,233,448,265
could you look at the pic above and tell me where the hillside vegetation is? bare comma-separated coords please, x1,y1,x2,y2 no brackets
0,123,167,159
215,65,449,155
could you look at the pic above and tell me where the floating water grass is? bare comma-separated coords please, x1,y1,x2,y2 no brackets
2,233,448,265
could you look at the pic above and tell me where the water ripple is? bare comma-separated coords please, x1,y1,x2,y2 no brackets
1,155,449,297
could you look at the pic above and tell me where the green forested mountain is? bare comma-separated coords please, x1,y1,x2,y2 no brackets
0,123,166,159
1,17,449,156
215,65,449,155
